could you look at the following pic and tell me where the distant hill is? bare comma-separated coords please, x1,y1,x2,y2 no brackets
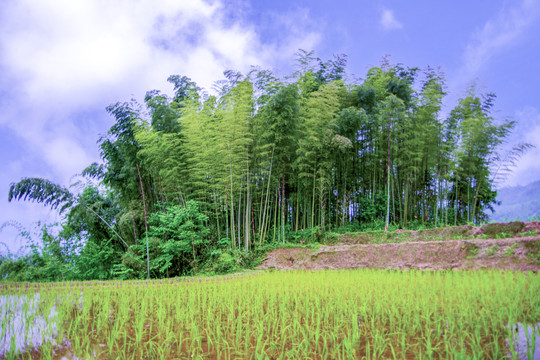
490,179,540,222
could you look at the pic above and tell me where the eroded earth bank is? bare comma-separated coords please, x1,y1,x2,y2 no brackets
257,221,540,271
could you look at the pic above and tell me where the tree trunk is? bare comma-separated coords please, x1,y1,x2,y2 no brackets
136,163,150,279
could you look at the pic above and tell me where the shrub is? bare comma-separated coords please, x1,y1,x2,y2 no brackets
212,253,238,274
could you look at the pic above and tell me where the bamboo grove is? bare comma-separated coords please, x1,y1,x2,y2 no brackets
7,52,527,279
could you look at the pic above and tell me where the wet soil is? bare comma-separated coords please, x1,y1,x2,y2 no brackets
257,222,540,271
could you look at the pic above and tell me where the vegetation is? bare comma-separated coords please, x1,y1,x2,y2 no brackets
5,52,530,280
1,270,539,359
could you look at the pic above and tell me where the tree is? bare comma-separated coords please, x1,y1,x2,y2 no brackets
448,89,517,223
296,81,344,229
8,177,74,213
9,178,128,246
7,53,530,281
259,84,300,241
148,201,210,276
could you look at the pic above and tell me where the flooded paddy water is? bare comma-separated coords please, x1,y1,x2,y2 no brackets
507,322,540,360
0,271,539,359
1,287,84,359
0,293,58,356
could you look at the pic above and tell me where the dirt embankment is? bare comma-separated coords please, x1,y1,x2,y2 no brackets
257,222,540,271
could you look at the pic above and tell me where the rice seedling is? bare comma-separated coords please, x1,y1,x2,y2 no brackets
1,270,539,359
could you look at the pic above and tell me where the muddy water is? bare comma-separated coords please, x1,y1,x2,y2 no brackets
507,322,540,360
0,294,58,355
1,293,538,359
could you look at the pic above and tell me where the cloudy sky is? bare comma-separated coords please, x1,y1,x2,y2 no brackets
1,0,539,253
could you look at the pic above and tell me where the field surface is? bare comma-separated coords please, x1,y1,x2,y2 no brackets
258,222,540,271
1,270,540,359
1,222,540,359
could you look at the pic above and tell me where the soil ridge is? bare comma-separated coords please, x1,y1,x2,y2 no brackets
257,222,540,271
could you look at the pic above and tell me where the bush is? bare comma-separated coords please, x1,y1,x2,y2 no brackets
286,226,337,245
481,222,525,237
147,201,211,277
212,253,238,274
111,250,145,279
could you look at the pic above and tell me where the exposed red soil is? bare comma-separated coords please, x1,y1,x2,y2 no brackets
257,222,540,271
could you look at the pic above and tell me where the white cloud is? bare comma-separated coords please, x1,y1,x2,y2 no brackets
0,202,60,255
462,0,540,76
0,0,321,250
503,107,540,187
256,7,322,64
0,0,322,166
1,1,238,106
380,9,403,31
0,0,321,121
43,138,95,179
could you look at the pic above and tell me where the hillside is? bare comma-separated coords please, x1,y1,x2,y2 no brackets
257,221,540,271
491,179,540,222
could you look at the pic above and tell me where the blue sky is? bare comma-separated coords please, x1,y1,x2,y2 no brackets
1,0,539,253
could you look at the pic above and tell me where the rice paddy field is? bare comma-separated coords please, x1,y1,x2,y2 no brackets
1,270,539,359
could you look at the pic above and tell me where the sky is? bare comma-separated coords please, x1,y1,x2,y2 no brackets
1,0,539,254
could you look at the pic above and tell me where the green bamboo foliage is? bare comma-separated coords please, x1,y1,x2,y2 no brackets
8,56,530,270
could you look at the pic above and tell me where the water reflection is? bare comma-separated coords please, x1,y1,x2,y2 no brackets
507,322,540,360
1,293,539,359
0,294,58,356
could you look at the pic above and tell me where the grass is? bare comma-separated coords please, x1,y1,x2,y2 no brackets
525,240,540,264
503,243,519,256
487,245,499,256
274,219,539,248
1,270,539,359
